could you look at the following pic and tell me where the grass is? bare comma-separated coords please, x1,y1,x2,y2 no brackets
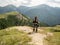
43,25,60,45
52,32,60,45
39,27,52,34
0,28,31,45
0,25,60,45
0,11,19,19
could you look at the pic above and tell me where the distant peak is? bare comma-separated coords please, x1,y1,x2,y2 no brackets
37,4,50,7
3,5,16,8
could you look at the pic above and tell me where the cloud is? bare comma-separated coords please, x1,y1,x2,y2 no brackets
0,0,32,7
0,0,60,7
25,0,48,7
46,0,60,7
48,0,60,3
21,0,31,5
0,0,16,6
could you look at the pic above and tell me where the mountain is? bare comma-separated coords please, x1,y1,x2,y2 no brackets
0,5,17,13
17,6,30,14
24,4,60,26
0,5,30,14
0,4,60,26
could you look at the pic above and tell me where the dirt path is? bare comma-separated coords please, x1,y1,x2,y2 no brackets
28,33,46,45
13,26,47,45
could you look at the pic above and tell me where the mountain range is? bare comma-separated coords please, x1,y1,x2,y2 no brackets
0,4,60,26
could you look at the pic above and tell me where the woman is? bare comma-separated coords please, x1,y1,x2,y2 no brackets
33,16,39,32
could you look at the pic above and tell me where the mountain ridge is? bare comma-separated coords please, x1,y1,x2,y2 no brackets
0,4,60,26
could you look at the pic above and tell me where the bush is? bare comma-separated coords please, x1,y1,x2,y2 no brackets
0,18,7,30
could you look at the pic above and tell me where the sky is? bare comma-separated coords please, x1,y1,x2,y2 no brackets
0,0,60,7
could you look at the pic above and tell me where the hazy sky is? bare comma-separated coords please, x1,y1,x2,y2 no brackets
0,0,60,7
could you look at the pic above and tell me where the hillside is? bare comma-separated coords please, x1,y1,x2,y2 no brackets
41,25,60,45
0,11,32,29
0,25,60,45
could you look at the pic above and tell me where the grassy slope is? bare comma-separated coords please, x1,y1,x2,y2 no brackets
0,11,30,20
41,25,60,45
0,27,31,45
0,11,19,18
52,26,60,45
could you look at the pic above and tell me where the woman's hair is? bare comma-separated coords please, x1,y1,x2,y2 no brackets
35,16,37,21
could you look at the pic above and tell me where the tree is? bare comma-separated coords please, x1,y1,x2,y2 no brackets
0,18,7,29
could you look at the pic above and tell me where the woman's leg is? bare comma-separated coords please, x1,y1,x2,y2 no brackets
33,27,35,32
36,27,38,32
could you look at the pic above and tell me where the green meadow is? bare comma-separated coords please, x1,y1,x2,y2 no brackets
0,28,31,45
